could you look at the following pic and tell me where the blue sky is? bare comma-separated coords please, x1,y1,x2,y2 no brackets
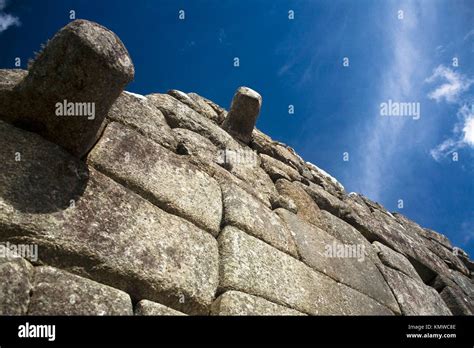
1,0,473,254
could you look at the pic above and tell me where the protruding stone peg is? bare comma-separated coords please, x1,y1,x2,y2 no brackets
4,19,135,157
222,86,262,144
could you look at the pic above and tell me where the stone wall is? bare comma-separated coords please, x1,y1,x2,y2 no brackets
0,20,473,316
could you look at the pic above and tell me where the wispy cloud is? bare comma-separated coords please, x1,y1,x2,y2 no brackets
464,29,474,41
0,0,20,34
218,28,226,44
426,65,473,103
430,103,474,161
357,1,429,201
426,63,474,161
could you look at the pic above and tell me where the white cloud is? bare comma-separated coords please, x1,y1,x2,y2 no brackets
430,104,474,161
0,12,19,32
426,65,473,103
430,138,458,162
463,115,474,146
0,0,20,34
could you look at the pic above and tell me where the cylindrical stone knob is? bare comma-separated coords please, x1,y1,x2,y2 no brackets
15,19,135,157
222,86,262,144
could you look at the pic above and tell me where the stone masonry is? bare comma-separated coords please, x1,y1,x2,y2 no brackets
0,20,473,316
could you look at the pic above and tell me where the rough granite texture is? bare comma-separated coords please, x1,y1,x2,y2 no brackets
0,256,34,315
135,299,186,316
88,121,222,236
379,266,452,315
218,226,394,315
211,291,306,316
28,266,133,315
0,19,472,316
0,20,134,157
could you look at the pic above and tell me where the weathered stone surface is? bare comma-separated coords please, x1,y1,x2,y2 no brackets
394,213,447,249
0,256,34,315
173,128,219,162
135,299,186,316
188,93,220,121
297,181,347,217
453,247,470,260
340,193,384,242
372,241,422,282
218,226,394,315
251,132,310,183
211,291,305,316
167,89,201,111
88,122,222,236
305,161,345,197
0,120,219,314
2,20,134,157
107,91,177,151
273,144,305,173
171,127,277,208
0,69,29,137
359,195,389,214
372,210,452,283
222,87,262,144
198,95,227,124
423,237,469,275
173,136,262,219
315,210,374,254
166,89,218,122
424,228,454,250
219,147,278,206
207,163,271,208
430,273,459,292
394,214,468,275
275,179,321,226
250,128,274,153
271,195,298,214
147,93,239,149
0,120,90,215
430,271,474,315
379,266,452,315
220,181,297,257
0,69,27,89
276,209,400,313
440,286,473,315
456,249,474,272
449,270,474,300
335,197,452,284
260,153,302,182
28,266,133,315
